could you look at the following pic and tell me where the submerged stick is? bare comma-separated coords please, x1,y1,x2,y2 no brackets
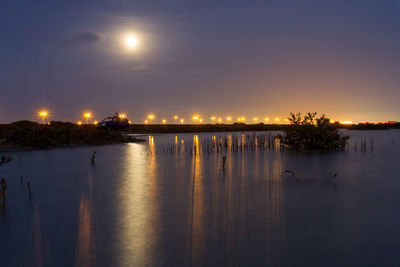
1,178,7,208
282,170,295,177
0,155,13,166
27,181,32,199
90,151,96,164
333,172,338,183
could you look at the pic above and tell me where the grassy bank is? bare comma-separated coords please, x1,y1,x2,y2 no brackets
0,121,144,150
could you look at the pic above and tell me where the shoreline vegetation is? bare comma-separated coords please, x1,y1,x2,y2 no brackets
0,121,144,151
279,112,349,150
0,118,399,151
126,122,400,133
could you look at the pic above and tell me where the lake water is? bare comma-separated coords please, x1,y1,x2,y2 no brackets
1,130,400,266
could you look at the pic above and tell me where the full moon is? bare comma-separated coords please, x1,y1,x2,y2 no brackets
125,35,138,48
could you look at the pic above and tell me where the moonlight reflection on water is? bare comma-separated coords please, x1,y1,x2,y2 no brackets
0,131,400,266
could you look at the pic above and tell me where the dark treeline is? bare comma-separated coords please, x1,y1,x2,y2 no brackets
346,123,400,130
0,121,143,150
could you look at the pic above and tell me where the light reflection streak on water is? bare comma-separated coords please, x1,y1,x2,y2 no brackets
75,173,96,267
32,203,47,267
188,135,205,266
3,131,399,266
118,142,158,266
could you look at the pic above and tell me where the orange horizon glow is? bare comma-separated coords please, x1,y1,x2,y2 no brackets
29,109,369,125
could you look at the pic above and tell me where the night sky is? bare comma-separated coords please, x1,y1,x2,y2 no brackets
1,0,399,123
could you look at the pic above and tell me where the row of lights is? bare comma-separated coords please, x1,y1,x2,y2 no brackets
38,109,352,125
143,114,289,124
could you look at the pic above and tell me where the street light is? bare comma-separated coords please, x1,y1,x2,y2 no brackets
83,112,92,124
147,114,155,123
38,110,48,124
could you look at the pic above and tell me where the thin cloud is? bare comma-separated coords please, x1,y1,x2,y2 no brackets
73,31,103,44
130,65,149,71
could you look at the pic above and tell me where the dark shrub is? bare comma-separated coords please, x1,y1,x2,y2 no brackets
279,112,349,150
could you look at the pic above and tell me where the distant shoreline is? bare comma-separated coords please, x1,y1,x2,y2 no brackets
1,121,399,152
0,121,145,152
125,123,400,134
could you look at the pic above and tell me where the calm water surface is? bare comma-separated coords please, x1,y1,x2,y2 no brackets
1,130,400,266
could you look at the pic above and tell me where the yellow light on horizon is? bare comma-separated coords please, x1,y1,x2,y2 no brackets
77,121,82,125
192,115,199,121
341,121,353,125
210,116,216,121
145,120,149,124
162,119,167,124
94,121,98,125
253,117,258,122
265,118,270,122
147,114,155,119
38,109,49,124
218,118,222,123
174,115,178,120
275,118,280,122
119,113,126,118
180,119,184,123
83,112,92,124
226,116,232,122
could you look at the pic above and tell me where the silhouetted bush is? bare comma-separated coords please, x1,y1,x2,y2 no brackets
279,112,349,150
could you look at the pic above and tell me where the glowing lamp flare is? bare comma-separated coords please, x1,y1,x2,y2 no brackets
83,112,92,124
38,109,49,124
